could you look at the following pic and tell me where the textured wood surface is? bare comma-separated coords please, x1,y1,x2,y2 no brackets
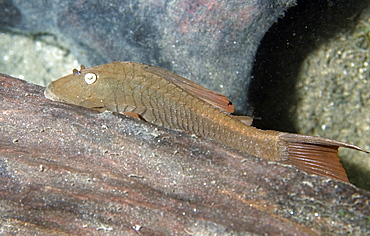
0,74,369,235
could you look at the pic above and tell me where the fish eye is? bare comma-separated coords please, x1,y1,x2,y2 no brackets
84,73,97,84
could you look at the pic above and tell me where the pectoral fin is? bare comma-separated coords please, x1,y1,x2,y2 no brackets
144,65,235,113
80,99,107,112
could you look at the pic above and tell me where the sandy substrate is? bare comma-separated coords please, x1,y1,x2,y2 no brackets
0,32,79,86
294,8,370,189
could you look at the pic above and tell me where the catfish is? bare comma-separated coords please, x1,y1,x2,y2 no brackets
45,61,368,183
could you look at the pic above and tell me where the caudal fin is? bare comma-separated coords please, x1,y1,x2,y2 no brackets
279,133,368,183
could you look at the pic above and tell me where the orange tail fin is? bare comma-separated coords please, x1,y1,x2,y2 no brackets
279,133,368,183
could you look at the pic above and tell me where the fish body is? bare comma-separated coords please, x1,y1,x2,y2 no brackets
45,61,367,182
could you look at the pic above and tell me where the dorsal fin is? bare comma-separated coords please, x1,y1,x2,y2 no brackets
144,64,235,113
279,133,368,183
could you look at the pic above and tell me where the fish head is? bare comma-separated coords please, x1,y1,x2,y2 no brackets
44,63,121,110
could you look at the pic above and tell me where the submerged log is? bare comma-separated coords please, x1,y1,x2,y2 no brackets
0,74,369,235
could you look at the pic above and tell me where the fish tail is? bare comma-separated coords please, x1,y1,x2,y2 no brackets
278,133,368,183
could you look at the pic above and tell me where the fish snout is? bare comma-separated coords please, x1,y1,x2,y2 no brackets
44,84,58,101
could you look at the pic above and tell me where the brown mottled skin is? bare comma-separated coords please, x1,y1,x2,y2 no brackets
45,61,368,183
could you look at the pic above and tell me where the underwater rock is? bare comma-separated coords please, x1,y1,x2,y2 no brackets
1,0,296,113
